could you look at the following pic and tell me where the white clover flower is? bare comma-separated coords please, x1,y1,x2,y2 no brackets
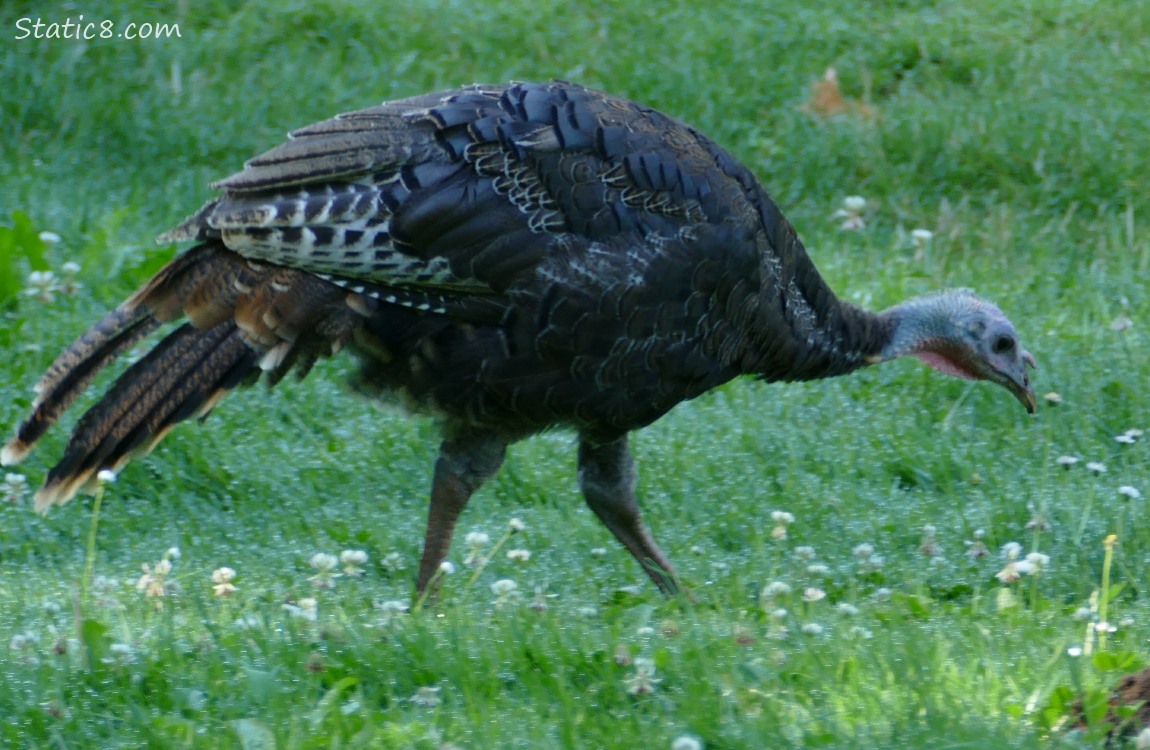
766,609,788,639
464,531,490,565
308,552,341,589
508,518,526,532
1015,560,1036,574
211,567,237,597
1136,727,1150,750
490,579,518,596
529,585,553,613
794,545,817,561
769,510,795,539
832,196,867,231
136,555,176,601
1115,434,1137,445
802,587,827,603
506,547,531,561
23,270,62,303
1044,392,1063,405
761,581,792,598
801,622,824,636
1026,505,1050,532
996,546,1035,582
965,529,989,558
689,545,705,554
671,735,703,750
1085,461,1108,475
1066,646,1083,657
102,642,134,666
852,543,874,559
625,657,661,695
309,553,338,571
284,598,318,621
464,531,490,547
1072,607,1093,621
374,599,410,629
919,525,941,556
872,588,893,600
340,550,368,566
438,561,456,575
210,566,235,582
1055,455,1079,467
613,644,634,668
381,552,405,572
806,563,831,576
57,261,82,294
1126,428,1145,438
850,626,874,640
1118,486,1142,500
2,473,28,504
835,602,860,616
39,231,62,244
636,626,656,638
340,549,369,577
590,547,607,558
96,469,117,483
911,228,933,246
576,606,598,618
965,539,989,559
410,686,442,708
1025,552,1050,573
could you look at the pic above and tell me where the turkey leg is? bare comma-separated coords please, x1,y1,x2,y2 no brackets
578,436,683,594
416,430,507,593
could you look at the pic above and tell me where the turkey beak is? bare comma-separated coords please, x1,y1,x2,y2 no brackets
1010,349,1038,414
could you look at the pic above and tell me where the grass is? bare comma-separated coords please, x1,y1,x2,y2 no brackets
2,0,1149,746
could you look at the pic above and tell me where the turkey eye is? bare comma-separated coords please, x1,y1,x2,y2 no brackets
992,335,1015,354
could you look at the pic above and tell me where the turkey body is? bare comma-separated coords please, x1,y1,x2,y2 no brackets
4,81,1035,594
171,80,886,439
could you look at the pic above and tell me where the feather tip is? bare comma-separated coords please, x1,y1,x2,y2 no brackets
1,440,30,467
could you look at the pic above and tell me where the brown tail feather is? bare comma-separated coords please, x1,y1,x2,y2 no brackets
35,322,260,510
3,240,366,510
2,307,160,466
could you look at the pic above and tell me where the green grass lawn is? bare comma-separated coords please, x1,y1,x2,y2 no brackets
2,0,1149,747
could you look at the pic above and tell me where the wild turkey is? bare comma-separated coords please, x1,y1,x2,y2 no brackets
3,81,1036,594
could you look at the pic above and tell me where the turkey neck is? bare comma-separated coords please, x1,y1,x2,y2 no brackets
730,197,896,383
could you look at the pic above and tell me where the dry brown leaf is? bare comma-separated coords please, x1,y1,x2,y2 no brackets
801,67,878,120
